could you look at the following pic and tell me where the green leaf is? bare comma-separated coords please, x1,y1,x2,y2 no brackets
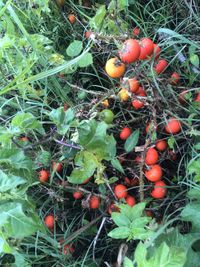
124,129,140,152
0,148,32,170
168,136,175,149
190,54,199,68
0,170,26,193
0,234,12,254
49,107,74,135
78,52,93,68
111,212,131,227
90,5,106,30
120,203,146,221
111,158,124,173
35,150,51,167
11,112,44,134
66,40,83,57
123,257,133,267
68,151,99,184
108,226,130,239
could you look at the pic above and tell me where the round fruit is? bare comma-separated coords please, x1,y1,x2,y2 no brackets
133,27,140,36
145,164,163,182
105,57,125,78
125,195,136,207
145,148,159,165
101,99,109,108
73,191,83,199
152,44,161,60
195,92,200,102
146,210,154,217
68,14,76,24
85,31,92,38
154,59,168,74
39,170,50,183
119,39,141,63
151,180,167,199
170,72,180,85
108,203,120,215
165,117,181,134
135,86,147,96
128,78,140,93
131,99,145,109
156,140,168,151
120,127,132,140
89,196,100,209
114,184,128,199
100,109,114,124
52,161,62,172
20,136,29,142
118,89,130,101
59,240,75,255
134,156,142,163
44,215,54,229
139,38,154,60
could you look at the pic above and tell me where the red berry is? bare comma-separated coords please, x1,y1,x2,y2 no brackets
145,148,159,165
139,38,154,60
125,195,136,207
128,78,140,93
133,27,140,36
170,72,180,85
119,39,141,63
131,99,145,109
156,140,168,151
39,170,50,183
108,203,120,215
154,59,168,74
195,92,200,102
135,86,147,96
44,215,54,229
114,184,128,199
152,44,161,60
52,161,62,172
151,180,167,199
120,127,132,140
145,164,163,182
165,117,181,134
73,191,83,199
89,196,100,209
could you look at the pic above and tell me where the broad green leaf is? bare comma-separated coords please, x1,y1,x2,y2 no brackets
181,202,200,231
123,257,133,267
49,107,74,135
78,52,93,68
134,242,148,266
0,170,26,193
90,5,106,30
66,40,83,57
0,148,32,170
111,212,131,227
108,226,130,239
11,112,44,134
68,151,99,184
120,203,146,221
0,234,12,253
124,129,140,152
111,158,124,173
35,150,51,167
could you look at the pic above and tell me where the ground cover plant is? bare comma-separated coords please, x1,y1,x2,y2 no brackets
0,0,200,266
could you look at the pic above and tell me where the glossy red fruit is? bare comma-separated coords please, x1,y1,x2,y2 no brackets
165,117,181,134
170,72,180,85
156,140,168,151
151,180,167,199
195,92,200,102
52,161,62,172
145,164,163,182
44,215,54,229
128,78,140,93
108,203,120,215
114,184,128,199
120,127,132,140
133,27,140,36
154,59,168,74
125,195,136,207
73,191,83,199
152,44,161,60
145,148,159,165
59,239,75,255
131,99,145,109
134,156,142,163
119,39,141,63
135,86,147,96
139,38,154,60
89,196,100,209
39,170,50,183
85,31,92,38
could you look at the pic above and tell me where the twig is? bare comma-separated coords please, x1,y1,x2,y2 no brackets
54,139,81,150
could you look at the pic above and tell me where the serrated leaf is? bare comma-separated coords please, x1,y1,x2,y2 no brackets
124,129,139,152
66,40,83,57
111,158,124,173
68,151,99,184
108,226,130,239
78,52,93,68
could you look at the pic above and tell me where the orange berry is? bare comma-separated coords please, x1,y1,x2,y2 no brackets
120,127,132,140
44,215,54,229
89,196,100,209
39,170,50,183
114,184,128,199
145,148,159,165
165,117,181,134
151,180,167,199
156,140,168,151
125,195,136,207
145,164,163,182
68,14,76,24
128,78,140,93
